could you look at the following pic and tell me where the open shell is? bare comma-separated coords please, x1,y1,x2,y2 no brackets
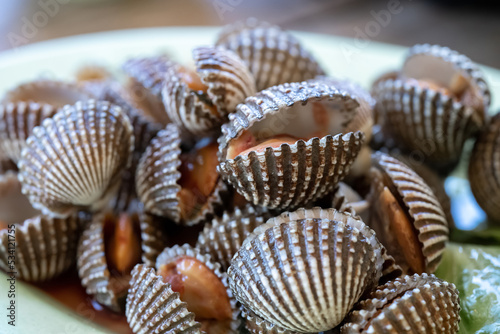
369,152,449,274
18,100,134,217
0,172,81,282
126,264,202,334
123,56,174,125
162,46,256,137
218,82,363,210
372,44,489,173
341,273,460,334
126,245,240,334
77,211,166,313
3,80,92,109
216,19,325,91
136,124,228,225
228,209,385,333
469,112,500,223
0,101,57,163
196,205,273,271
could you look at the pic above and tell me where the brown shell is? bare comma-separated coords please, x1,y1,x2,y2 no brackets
369,152,449,274
18,100,134,217
469,112,500,223
127,244,240,334
136,124,228,225
390,151,454,228
403,44,490,116
341,273,460,334
126,264,202,334
162,46,256,137
155,244,241,333
0,173,80,282
266,206,402,285
122,56,174,125
218,82,363,210
228,209,385,333
196,205,273,271
75,64,112,83
372,44,490,173
0,101,57,163
77,211,165,312
3,80,92,109
372,77,482,172
242,306,299,334
216,20,325,91
0,214,81,282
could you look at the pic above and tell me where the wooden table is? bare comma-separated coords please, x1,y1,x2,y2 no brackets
2,0,500,68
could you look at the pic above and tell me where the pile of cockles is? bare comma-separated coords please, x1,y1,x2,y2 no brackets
5,17,500,333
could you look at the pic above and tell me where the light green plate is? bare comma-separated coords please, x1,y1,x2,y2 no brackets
0,27,499,334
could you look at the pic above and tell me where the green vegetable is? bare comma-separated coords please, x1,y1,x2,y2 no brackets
435,242,500,334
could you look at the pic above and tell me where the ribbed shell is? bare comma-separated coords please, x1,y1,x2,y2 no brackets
263,206,401,285
82,81,162,212
18,100,134,217
77,211,163,312
469,112,500,223
0,213,81,282
242,307,298,334
228,210,385,333
122,56,173,125
162,46,256,136
196,205,272,271
77,212,128,312
136,124,228,225
404,44,490,115
0,101,57,163
216,21,325,91
220,132,363,210
372,78,482,172
126,264,202,334
155,244,241,334
141,213,169,267
218,82,362,210
2,80,92,109
341,273,460,334
369,152,449,274
390,151,454,228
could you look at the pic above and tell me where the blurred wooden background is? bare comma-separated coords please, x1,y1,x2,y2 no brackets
1,0,500,67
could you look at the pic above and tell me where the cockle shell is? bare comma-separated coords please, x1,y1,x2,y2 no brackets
18,100,134,217
341,273,460,334
94,83,162,213
0,214,81,282
242,306,298,334
228,209,385,333
0,172,81,282
136,124,228,225
196,205,273,271
369,152,449,274
216,19,325,91
126,244,240,334
126,264,202,334
263,206,402,285
162,46,256,136
123,56,174,125
77,211,166,312
0,101,57,163
218,81,363,210
372,44,489,173
389,151,454,228
3,80,92,109
469,112,500,223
